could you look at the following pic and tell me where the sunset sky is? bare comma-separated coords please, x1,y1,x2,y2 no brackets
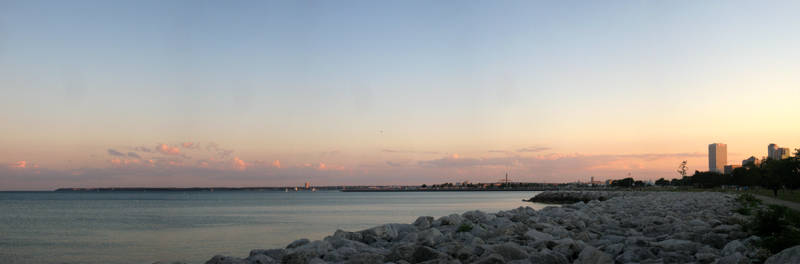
2,0,799,190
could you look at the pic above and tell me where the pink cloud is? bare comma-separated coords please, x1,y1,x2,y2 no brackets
233,157,247,170
156,144,181,155
12,161,27,168
272,160,281,168
182,142,195,148
451,153,460,159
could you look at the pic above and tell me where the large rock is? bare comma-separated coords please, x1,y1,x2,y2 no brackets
524,229,554,241
574,246,613,264
492,242,529,260
205,255,246,264
765,245,800,264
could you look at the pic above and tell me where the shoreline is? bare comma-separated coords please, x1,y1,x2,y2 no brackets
202,191,796,264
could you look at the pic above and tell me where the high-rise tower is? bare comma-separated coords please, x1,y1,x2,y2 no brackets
708,143,727,173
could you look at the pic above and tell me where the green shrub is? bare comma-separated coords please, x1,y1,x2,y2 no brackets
750,205,800,254
736,193,761,207
457,223,473,233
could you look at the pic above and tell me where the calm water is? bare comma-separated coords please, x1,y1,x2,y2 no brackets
0,191,546,264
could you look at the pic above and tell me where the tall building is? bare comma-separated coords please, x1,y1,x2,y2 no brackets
708,143,727,173
777,147,791,159
742,156,761,166
768,143,780,160
768,144,792,160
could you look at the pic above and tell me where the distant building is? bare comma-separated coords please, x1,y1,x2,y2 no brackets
768,144,779,160
724,165,741,175
768,144,792,160
708,143,727,173
777,147,791,160
304,182,310,189
742,156,761,166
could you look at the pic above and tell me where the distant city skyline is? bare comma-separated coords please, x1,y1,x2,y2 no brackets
2,1,800,190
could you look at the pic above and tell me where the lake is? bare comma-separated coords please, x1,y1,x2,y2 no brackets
0,191,547,264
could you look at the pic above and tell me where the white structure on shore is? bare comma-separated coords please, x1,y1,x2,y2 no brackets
708,143,727,173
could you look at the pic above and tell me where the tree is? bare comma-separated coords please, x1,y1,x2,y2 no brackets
611,177,634,188
677,160,688,179
655,178,669,186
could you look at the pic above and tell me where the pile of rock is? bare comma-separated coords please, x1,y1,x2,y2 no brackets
205,191,791,264
524,191,634,204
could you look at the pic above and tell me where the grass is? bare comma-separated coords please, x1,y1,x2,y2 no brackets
456,223,473,233
735,193,800,254
746,188,800,203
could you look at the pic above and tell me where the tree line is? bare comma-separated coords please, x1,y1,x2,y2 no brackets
653,149,800,196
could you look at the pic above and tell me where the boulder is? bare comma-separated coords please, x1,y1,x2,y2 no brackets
249,249,286,261
574,246,613,264
414,216,434,229
345,252,385,264
286,238,310,249
765,245,800,264
524,229,554,241
721,240,746,256
492,242,529,260
205,255,246,264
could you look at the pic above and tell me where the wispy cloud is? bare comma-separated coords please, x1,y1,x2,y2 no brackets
11,161,27,168
516,146,551,153
233,157,247,170
127,152,141,159
156,144,181,155
134,146,153,153
107,149,125,157
382,149,439,154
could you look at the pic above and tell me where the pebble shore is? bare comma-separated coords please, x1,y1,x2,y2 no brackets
203,191,799,264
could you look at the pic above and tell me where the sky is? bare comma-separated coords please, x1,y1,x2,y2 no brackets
1,0,800,190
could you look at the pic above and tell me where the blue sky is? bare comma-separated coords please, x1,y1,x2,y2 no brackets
2,0,799,189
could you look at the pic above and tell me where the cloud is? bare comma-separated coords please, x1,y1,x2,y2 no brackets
272,160,281,168
206,143,234,158
386,161,405,167
182,142,198,149
516,146,551,153
233,157,247,170
134,146,153,153
382,149,439,154
127,152,141,159
107,149,125,157
11,161,26,168
156,144,181,155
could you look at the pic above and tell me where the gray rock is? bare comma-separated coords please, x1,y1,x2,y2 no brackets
249,249,286,261
414,216,434,229
492,242,529,260
524,229,554,241
286,238,310,249
345,252,384,264
652,239,701,253
475,253,506,264
765,245,800,264
714,252,748,264
527,249,568,264
205,255,246,264
721,240,746,256
695,252,718,264
574,246,613,264
388,243,422,262
413,245,448,263
245,254,277,264
417,228,444,246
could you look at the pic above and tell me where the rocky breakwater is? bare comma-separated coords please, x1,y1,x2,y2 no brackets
524,191,640,204
206,191,775,264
